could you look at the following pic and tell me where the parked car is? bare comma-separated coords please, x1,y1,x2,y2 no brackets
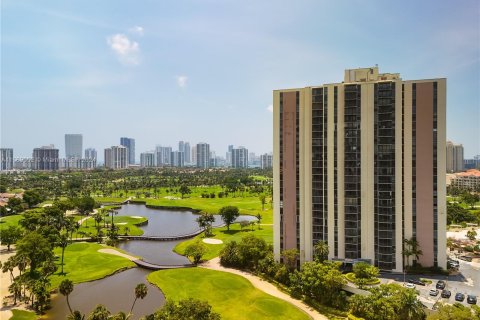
404,283,416,289
408,279,426,286
455,293,465,302
441,290,451,298
467,295,477,304
429,289,439,296
459,256,472,262
436,280,446,290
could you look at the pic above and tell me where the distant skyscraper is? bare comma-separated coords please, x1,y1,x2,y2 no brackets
232,147,249,168
446,141,464,172
191,146,197,165
33,145,59,170
260,153,273,169
84,148,97,169
140,151,156,167
227,144,234,166
104,146,128,169
184,142,191,164
0,148,14,171
155,146,172,166
171,151,185,167
274,66,447,272
120,137,135,165
65,134,83,159
196,143,210,169
179,141,185,153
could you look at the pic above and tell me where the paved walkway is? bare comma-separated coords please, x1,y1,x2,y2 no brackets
98,248,138,261
201,257,328,320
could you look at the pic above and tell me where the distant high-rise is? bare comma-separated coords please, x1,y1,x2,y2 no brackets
260,153,273,169
227,145,234,166
65,134,83,159
446,141,464,173
184,142,191,164
196,143,210,169
140,151,156,167
33,145,59,170
120,137,135,165
0,148,14,171
274,66,447,272
232,147,248,168
104,146,128,169
191,146,197,165
155,146,172,166
84,148,97,169
171,151,185,167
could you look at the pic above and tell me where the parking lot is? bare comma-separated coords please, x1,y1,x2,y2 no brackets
380,257,479,309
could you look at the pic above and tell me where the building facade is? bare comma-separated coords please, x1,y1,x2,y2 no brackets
140,151,156,167
450,169,480,191
273,66,447,272
232,147,249,168
196,143,210,169
104,146,128,169
261,153,273,169
120,137,135,165
446,141,464,173
0,148,14,171
171,150,185,167
155,146,172,166
33,145,59,170
65,134,83,169
84,148,97,169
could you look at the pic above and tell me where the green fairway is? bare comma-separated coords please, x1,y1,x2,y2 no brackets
148,268,308,320
0,214,23,231
49,242,135,289
9,309,37,320
174,223,273,261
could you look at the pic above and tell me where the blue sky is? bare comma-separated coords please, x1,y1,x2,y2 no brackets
2,0,479,160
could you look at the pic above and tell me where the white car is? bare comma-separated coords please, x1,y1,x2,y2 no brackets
404,283,416,289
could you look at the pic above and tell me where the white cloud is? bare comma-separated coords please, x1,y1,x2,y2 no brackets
176,75,188,88
267,104,273,112
129,26,144,36
107,34,140,65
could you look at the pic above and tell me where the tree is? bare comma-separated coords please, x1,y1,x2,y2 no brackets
58,233,70,274
130,283,148,315
184,241,208,265
152,298,221,320
313,240,329,263
255,213,262,229
0,226,22,251
7,197,25,214
60,279,75,315
447,203,477,224
196,212,215,237
76,197,96,216
22,190,44,208
179,185,191,199
15,231,53,272
282,248,299,271
466,229,477,241
403,237,423,267
259,195,266,211
353,262,379,280
87,304,111,320
461,192,480,209
219,206,239,231
427,303,475,320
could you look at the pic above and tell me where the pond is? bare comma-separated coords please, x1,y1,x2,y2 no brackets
45,268,165,320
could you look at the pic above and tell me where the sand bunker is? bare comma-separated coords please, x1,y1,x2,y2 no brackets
202,238,223,244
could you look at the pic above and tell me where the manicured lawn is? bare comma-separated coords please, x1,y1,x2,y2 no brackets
148,268,308,320
9,309,37,320
49,242,135,289
72,215,147,238
0,214,23,231
174,223,273,261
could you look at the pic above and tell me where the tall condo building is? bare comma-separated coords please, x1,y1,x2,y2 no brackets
196,143,210,169
273,66,446,272
232,146,249,168
65,134,83,159
184,142,191,164
33,145,59,170
171,151,185,167
155,146,172,166
260,153,273,169
446,141,464,173
191,146,197,165
104,146,128,169
0,148,14,171
120,137,135,165
84,148,97,169
140,151,156,167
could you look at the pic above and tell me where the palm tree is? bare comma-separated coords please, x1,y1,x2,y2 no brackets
67,310,85,320
259,195,266,211
313,240,329,263
255,213,262,229
130,283,148,315
403,238,423,267
59,279,74,315
58,233,70,274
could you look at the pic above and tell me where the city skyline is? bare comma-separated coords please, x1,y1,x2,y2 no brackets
2,0,479,159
